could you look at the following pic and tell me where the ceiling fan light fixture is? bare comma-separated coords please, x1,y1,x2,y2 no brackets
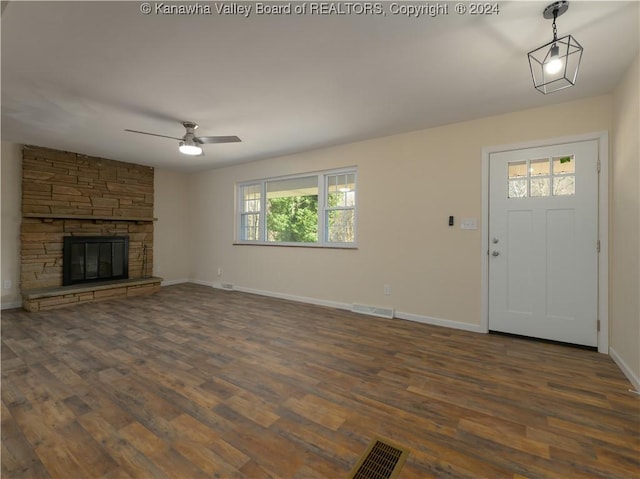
178,140,202,156
527,1,583,94
125,121,240,156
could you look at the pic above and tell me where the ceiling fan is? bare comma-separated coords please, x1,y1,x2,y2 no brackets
125,121,241,156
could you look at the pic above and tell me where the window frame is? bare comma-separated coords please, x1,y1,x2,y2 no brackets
508,156,576,199
238,183,262,242
324,171,357,247
236,167,357,248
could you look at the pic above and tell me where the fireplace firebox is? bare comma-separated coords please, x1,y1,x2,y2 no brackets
63,236,129,286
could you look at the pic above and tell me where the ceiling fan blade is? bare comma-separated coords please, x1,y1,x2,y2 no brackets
195,135,241,144
124,129,182,141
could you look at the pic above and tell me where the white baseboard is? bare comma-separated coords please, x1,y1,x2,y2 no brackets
609,347,640,392
395,310,484,333
1,300,22,310
191,280,483,333
233,285,352,312
189,279,216,288
161,278,190,286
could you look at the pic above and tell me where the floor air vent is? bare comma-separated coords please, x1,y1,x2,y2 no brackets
347,437,409,479
351,304,394,319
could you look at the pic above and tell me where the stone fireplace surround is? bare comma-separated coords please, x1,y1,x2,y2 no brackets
20,146,162,311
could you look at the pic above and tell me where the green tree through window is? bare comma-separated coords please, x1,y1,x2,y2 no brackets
267,195,318,242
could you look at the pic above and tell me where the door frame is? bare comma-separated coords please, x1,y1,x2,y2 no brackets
480,131,609,353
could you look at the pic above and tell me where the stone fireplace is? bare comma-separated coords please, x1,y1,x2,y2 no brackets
20,146,161,311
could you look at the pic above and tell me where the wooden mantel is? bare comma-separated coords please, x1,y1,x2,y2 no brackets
23,213,157,223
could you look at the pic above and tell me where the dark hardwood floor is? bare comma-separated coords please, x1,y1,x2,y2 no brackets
2,283,638,478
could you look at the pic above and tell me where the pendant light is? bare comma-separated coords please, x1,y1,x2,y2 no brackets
527,1,583,94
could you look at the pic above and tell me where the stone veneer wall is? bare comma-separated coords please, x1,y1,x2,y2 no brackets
21,146,155,291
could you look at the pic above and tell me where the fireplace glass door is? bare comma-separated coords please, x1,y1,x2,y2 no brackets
63,236,128,285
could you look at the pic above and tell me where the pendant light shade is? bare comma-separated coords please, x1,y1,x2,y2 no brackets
528,1,583,94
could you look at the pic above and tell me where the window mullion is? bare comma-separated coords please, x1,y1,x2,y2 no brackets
318,174,326,245
237,187,242,241
260,180,267,242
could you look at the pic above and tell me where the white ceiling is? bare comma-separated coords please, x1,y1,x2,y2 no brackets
2,1,638,172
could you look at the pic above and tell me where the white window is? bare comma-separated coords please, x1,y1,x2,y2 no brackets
239,183,261,241
237,168,357,247
325,172,356,243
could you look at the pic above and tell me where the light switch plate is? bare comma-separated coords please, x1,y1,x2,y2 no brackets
460,218,477,230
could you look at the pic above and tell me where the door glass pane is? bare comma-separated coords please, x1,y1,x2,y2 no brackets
531,178,550,197
530,159,550,176
553,156,575,175
508,161,527,179
509,179,527,198
553,176,575,196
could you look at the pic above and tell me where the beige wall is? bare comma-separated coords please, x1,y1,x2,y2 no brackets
189,95,612,328
611,54,640,388
1,141,23,308
154,168,191,284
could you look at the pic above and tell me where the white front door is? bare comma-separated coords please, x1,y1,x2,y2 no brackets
488,140,599,347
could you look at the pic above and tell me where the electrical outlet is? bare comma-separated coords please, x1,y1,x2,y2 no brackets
217,267,223,277
383,284,391,296
3,280,12,290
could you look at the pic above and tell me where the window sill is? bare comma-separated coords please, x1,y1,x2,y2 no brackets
233,242,358,250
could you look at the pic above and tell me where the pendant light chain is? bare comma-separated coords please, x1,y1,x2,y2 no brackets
552,10,558,42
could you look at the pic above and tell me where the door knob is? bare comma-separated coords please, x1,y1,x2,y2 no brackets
492,237,499,244
492,250,500,257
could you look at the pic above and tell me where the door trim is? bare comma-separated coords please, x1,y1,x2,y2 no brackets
481,131,609,354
